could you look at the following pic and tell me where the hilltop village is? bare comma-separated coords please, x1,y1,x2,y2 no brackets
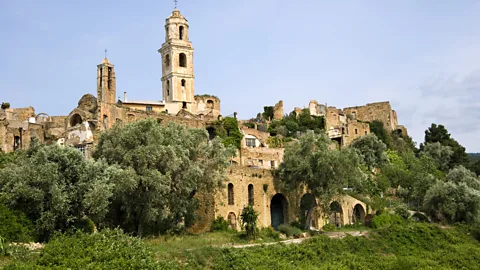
0,8,409,232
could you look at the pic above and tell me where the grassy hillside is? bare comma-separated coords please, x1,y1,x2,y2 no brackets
4,223,480,269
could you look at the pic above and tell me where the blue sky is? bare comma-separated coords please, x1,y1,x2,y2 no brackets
1,0,479,151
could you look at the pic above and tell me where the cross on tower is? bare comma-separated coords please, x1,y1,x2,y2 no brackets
174,0,178,8
104,49,107,58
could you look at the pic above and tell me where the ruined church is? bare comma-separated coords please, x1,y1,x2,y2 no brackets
0,8,408,232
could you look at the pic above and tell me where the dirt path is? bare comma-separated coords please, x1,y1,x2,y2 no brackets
226,230,369,249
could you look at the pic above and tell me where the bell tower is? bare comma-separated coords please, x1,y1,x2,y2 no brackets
159,8,195,111
96,57,116,105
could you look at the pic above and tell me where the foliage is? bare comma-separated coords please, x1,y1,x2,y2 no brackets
278,224,302,237
213,117,244,149
276,132,365,228
423,166,480,224
370,213,404,229
268,109,325,138
350,133,388,170
419,142,453,171
421,123,470,169
267,135,284,148
258,227,280,240
243,122,255,129
368,120,416,154
240,205,259,239
322,224,336,232
394,203,411,219
1,102,10,110
0,204,34,242
262,106,274,121
5,229,161,269
211,217,230,232
93,119,235,236
0,144,125,241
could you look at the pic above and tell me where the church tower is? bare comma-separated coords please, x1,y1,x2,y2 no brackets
96,58,116,105
159,8,195,112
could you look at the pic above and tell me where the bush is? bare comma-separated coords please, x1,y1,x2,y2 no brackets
278,224,302,237
258,227,280,241
394,204,411,219
370,213,404,229
322,224,336,232
5,229,162,269
211,216,230,232
240,205,259,239
0,204,35,242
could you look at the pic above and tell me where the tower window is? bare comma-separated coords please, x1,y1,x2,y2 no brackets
182,102,187,109
165,54,170,67
166,81,170,96
181,79,186,87
179,26,184,40
355,129,358,134
179,53,187,67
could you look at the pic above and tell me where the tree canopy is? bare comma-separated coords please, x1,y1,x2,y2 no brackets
93,119,235,236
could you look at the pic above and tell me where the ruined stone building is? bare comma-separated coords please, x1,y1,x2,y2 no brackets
1,8,409,232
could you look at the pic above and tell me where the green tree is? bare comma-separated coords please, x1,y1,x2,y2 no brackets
214,117,244,149
276,132,365,229
0,144,124,240
419,142,453,171
240,205,259,239
350,133,388,170
424,166,480,224
421,124,469,169
93,119,235,236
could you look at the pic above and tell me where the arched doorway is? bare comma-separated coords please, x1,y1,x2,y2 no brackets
227,212,237,230
271,193,288,230
300,193,317,229
329,201,343,228
353,204,366,224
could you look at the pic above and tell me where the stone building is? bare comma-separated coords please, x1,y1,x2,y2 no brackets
0,7,413,232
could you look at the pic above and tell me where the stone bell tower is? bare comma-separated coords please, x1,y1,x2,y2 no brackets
159,8,195,112
96,57,116,105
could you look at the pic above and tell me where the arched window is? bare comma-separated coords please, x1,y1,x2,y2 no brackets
164,54,170,67
228,183,234,205
179,53,187,67
207,100,214,109
248,184,254,205
181,79,186,87
179,26,184,40
166,80,170,96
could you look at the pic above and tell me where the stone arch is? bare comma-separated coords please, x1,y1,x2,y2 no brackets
248,184,254,206
227,183,234,205
300,193,317,229
35,113,50,123
329,201,343,228
227,212,237,230
70,113,83,127
353,204,366,224
127,114,136,122
271,193,288,230
179,53,187,68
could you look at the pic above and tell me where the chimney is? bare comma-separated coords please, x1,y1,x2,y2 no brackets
124,92,127,102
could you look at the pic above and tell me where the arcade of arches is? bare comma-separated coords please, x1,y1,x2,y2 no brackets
213,167,369,232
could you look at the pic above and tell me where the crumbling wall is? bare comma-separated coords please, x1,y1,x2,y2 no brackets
344,101,396,131
343,120,371,146
273,100,284,120
309,100,326,117
234,147,284,169
4,107,35,122
194,95,221,119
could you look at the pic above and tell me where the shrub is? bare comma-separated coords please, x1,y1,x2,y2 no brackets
1,102,10,110
240,205,259,239
394,204,411,219
0,204,35,242
211,216,230,232
411,212,430,223
322,224,336,232
278,224,302,237
370,213,404,229
5,229,162,269
258,227,280,241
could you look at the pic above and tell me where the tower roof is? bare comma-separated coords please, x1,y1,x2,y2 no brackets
167,8,188,23
101,57,110,64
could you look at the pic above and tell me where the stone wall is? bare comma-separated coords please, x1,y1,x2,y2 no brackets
343,101,396,131
273,100,284,120
235,147,284,169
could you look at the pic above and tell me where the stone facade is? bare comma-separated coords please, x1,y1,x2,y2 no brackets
343,101,403,133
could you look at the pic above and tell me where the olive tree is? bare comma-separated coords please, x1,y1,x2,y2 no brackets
93,119,235,236
276,132,365,229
